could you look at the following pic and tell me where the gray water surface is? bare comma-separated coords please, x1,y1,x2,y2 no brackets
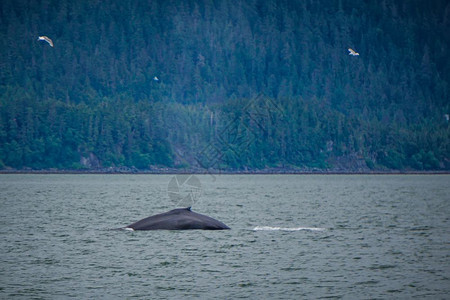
1,174,449,299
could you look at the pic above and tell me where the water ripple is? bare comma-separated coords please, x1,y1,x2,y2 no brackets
1,174,449,299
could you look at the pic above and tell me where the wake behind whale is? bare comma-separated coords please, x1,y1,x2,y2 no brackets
253,226,326,231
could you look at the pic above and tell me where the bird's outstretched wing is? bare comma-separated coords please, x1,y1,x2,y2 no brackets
348,48,359,56
38,36,54,47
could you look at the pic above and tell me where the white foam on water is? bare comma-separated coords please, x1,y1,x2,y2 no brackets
253,226,326,232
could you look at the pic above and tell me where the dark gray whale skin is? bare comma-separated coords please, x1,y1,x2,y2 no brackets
126,207,230,230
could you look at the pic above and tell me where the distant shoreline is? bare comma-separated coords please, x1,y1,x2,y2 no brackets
1,168,449,175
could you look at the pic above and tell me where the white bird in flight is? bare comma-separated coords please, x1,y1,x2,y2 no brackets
348,48,359,56
38,36,53,47
153,76,159,81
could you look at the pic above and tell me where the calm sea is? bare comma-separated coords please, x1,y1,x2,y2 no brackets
0,174,449,299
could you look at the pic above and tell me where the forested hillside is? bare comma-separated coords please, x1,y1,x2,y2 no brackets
1,0,449,171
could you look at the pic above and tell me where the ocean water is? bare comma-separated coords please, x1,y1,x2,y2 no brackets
0,174,449,299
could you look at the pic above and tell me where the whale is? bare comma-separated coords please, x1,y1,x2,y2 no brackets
125,207,230,230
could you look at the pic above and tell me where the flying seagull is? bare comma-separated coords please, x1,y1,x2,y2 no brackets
348,48,359,56
153,76,159,81
38,36,53,47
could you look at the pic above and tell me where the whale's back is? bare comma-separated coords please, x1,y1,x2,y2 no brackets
126,207,230,230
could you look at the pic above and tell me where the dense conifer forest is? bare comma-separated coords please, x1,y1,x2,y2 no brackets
1,0,449,171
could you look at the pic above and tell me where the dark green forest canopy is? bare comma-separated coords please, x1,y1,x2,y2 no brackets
0,0,449,171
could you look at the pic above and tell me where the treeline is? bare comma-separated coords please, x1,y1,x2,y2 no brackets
1,90,448,171
0,0,449,170
0,88,173,169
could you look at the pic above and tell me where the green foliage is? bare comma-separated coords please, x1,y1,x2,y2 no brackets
0,0,449,170
365,159,375,170
411,150,440,170
378,150,405,170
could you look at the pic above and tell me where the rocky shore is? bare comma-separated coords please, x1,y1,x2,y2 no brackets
1,166,448,175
